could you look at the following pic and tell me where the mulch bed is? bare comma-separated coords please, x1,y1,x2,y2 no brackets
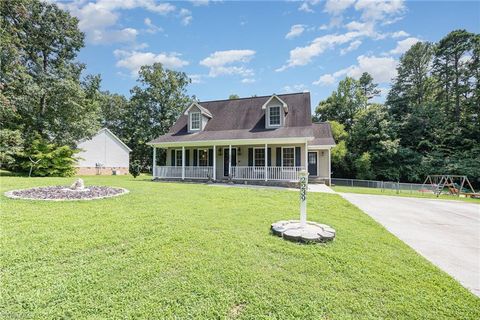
4,186,128,201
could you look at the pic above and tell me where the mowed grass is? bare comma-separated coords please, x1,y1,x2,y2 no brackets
1,176,479,319
332,185,480,203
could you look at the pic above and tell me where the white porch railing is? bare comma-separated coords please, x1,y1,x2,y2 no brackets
231,166,305,181
185,166,213,179
155,166,182,178
155,166,213,179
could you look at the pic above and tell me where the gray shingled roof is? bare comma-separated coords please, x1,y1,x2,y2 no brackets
310,123,336,146
149,92,335,145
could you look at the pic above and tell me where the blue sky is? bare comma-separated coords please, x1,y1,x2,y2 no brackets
59,0,480,108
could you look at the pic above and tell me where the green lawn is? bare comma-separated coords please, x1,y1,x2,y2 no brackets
332,185,480,203
1,176,479,319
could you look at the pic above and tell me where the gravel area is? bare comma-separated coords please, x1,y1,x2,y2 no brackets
5,186,128,201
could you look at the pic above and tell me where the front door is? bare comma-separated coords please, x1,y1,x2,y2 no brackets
308,152,318,176
223,148,237,177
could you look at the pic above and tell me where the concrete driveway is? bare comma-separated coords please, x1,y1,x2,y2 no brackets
340,193,480,297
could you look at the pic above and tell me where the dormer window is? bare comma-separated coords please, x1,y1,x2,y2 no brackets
184,102,212,133
262,94,288,129
268,106,281,127
190,112,201,131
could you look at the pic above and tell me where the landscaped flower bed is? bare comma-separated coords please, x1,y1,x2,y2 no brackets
5,185,128,201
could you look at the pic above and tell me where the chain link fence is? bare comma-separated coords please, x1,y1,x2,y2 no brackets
331,178,437,194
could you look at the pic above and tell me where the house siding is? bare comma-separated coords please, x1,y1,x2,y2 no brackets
76,130,130,171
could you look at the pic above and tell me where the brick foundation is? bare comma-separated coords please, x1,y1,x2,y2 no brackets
76,167,129,175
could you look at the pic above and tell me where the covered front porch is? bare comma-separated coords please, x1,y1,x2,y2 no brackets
151,139,331,184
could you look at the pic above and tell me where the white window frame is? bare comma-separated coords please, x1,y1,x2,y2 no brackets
175,149,183,167
190,112,201,131
281,146,295,168
268,105,281,127
253,147,266,167
197,148,209,167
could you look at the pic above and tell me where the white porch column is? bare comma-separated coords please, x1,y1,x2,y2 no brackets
152,146,156,178
213,145,216,181
328,147,331,186
228,145,232,176
181,146,185,180
264,143,268,181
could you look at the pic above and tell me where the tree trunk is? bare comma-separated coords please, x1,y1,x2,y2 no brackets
454,52,461,121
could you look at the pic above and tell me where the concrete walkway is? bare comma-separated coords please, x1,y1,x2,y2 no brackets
209,182,336,194
340,193,480,297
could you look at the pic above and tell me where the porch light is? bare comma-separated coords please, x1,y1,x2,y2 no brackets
238,147,242,155
218,148,222,156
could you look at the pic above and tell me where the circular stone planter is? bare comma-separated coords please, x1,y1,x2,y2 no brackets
4,186,129,201
271,220,336,243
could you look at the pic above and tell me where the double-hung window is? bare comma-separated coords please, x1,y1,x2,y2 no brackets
282,147,295,167
175,149,183,167
190,112,201,130
198,149,208,166
254,148,265,167
269,106,281,126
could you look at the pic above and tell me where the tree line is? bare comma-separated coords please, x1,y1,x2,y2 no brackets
1,1,478,184
1,0,191,175
315,30,479,185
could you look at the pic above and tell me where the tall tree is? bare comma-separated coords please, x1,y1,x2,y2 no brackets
387,42,434,119
1,0,99,145
433,29,475,122
348,104,399,181
126,63,191,167
314,77,366,130
358,72,381,104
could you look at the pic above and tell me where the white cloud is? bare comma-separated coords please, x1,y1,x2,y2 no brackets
190,0,209,6
324,0,355,15
241,78,256,84
200,50,256,77
355,0,405,22
314,55,398,86
179,8,192,26
277,31,363,71
189,74,204,84
144,18,163,34
391,30,409,38
114,50,189,76
346,55,398,82
298,2,314,13
59,0,177,44
90,28,138,44
340,40,362,55
283,84,308,93
313,74,336,86
389,37,421,54
286,24,306,39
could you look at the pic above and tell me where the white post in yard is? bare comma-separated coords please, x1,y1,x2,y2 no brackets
328,148,331,186
213,145,216,181
152,147,156,178
304,141,308,171
299,170,309,227
228,145,232,177
264,143,268,181
181,146,185,180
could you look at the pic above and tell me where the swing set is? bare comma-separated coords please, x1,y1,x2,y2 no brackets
421,175,479,198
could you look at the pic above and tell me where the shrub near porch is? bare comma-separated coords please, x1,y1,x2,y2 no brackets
1,176,479,319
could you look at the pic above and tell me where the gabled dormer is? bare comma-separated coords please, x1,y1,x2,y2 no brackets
184,102,212,133
261,94,288,129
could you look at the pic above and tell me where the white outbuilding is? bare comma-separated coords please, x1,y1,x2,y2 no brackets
76,128,131,175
